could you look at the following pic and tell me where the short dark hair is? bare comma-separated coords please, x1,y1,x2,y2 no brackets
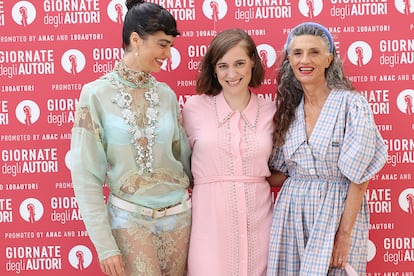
122,0,180,48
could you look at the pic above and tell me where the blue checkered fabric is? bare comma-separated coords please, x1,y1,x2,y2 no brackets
267,90,387,275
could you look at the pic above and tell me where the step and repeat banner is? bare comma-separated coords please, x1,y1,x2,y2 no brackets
1,0,413,275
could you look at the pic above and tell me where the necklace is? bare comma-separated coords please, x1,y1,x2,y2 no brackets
108,60,160,174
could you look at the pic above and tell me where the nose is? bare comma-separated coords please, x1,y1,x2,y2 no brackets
165,47,172,58
300,53,311,63
227,66,238,77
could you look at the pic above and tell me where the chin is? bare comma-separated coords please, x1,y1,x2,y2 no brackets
152,66,162,73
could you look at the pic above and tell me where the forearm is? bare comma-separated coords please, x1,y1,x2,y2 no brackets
338,181,369,235
331,181,369,268
266,171,287,187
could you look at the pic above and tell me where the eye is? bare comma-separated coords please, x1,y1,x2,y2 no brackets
236,61,246,67
310,50,320,56
217,64,228,70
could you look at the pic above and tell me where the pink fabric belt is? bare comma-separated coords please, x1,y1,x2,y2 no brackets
194,176,266,185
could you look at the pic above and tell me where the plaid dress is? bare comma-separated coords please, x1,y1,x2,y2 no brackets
266,90,387,275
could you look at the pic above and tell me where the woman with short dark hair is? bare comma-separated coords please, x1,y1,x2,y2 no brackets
70,1,191,275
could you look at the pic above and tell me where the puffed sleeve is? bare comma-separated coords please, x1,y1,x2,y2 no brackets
338,96,387,184
70,82,120,261
269,146,288,174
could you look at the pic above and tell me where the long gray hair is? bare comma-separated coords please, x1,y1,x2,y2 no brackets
272,22,354,147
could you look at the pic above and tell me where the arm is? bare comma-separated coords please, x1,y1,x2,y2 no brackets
172,100,192,181
71,86,123,274
330,180,369,269
71,118,125,275
266,171,287,187
267,144,288,187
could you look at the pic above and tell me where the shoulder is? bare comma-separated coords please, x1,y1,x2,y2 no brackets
79,76,114,102
156,81,175,98
82,77,111,92
182,94,214,119
333,90,367,104
183,94,212,109
332,89,368,108
154,81,180,108
157,81,174,94
331,90,376,124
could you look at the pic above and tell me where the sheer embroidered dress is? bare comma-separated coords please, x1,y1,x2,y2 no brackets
70,60,192,268
109,60,160,175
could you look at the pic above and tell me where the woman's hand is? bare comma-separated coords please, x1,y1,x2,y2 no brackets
330,180,369,269
100,255,125,276
330,229,351,268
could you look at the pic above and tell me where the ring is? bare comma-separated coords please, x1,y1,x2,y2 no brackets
338,257,343,263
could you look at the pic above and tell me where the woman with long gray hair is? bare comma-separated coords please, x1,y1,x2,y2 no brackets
266,22,387,275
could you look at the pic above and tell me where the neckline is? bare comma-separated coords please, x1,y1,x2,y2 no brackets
302,90,334,143
108,61,160,175
115,59,152,89
222,91,252,112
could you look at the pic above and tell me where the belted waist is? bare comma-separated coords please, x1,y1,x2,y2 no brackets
194,176,266,185
290,174,346,182
108,194,191,218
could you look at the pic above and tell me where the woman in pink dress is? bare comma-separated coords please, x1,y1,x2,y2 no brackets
182,29,275,276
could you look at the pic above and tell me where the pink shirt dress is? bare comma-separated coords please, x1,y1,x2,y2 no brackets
183,92,276,276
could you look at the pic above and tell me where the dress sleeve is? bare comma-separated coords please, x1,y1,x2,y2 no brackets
70,83,120,261
172,98,192,180
269,146,288,174
182,96,197,148
338,96,388,184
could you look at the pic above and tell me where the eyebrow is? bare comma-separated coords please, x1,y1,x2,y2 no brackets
217,59,247,65
291,47,322,52
157,38,173,44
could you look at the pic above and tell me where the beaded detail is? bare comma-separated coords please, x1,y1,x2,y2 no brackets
108,60,160,174
115,59,151,87
213,95,259,130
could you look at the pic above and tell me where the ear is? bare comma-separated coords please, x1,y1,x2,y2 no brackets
326,53,333,68
130,32,143,47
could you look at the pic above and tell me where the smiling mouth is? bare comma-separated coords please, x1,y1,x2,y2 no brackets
299,67,314,72
156,58,165,65
227,78,242,86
